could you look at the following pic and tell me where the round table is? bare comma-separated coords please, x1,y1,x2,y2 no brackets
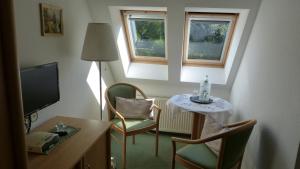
167,94,232,139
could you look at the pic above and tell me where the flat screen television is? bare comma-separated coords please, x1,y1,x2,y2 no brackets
20,62,60,116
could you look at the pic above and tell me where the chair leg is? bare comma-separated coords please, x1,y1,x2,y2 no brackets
132,135,135,144
171,140,176,169
155,126,159,156
122,135,127,169
237,160,242,169
171,156,175,169
237,162,242,169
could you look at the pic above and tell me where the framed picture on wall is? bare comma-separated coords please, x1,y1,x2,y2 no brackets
39,3,63,36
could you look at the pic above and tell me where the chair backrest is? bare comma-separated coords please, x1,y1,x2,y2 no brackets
218,120,257,169
105,83,147,120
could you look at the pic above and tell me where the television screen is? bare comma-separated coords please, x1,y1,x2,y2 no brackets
21,62,60,116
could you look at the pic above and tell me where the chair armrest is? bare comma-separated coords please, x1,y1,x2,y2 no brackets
152,104,160,111
171,137,207,144
171,137,207,158
151,104,162,123
223,120,250,128
171,129,227,145
109,108,127,132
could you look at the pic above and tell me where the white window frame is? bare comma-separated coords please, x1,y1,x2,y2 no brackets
122,10,168,64
183,12,238,67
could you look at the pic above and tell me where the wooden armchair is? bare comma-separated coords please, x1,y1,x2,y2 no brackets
105,83,162,169
171,119,257,169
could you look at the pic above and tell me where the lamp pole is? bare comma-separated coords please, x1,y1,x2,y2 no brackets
99,61,102,120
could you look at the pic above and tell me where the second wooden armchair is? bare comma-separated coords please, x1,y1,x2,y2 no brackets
172,119,257,169
105,83,162,169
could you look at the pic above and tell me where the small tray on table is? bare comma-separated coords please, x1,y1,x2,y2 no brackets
190,96,213,104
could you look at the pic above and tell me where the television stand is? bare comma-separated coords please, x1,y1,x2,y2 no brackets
27,116,111,169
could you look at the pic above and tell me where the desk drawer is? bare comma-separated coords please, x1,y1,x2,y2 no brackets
83,131,109,169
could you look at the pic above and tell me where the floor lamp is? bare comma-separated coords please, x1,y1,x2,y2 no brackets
81,23,118,120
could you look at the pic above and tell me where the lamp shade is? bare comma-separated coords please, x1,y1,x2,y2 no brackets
81,23,118,61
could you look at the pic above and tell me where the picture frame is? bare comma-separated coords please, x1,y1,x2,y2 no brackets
39,3,63,36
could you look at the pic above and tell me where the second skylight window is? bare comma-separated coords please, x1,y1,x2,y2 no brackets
183,12,238,67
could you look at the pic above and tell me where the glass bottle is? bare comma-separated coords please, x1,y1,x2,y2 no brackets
199,75,211,102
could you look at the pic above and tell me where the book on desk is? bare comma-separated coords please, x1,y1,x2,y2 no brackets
26,131,59,154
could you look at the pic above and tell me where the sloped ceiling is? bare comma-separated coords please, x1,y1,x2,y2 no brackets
86,0,262,98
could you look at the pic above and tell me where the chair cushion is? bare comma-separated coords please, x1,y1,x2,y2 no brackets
116,97,153,119
112,119,156,132
176,144,218,169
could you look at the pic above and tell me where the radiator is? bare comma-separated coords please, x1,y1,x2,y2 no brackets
153,97,193,134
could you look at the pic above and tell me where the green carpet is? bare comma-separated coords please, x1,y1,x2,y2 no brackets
111,132,186,169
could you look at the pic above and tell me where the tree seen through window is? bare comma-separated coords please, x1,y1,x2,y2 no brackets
129,18,165,57
188,20,229,60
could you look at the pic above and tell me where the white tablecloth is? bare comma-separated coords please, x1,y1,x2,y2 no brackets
167,94,232,126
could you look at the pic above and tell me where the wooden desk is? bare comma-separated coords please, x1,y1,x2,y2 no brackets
27,116,111,169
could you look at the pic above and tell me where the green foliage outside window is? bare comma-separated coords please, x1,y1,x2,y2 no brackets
188,20,229,60
133,19,165,40
129,18,165,57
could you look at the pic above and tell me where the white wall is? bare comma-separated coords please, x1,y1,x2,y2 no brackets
14,0,116,127
230,0,300,168
87,0,262,100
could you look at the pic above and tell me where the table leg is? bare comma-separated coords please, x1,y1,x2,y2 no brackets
191,113,205,139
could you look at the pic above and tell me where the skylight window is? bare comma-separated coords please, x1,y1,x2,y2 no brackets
183,13,238,67
122,10,167,64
